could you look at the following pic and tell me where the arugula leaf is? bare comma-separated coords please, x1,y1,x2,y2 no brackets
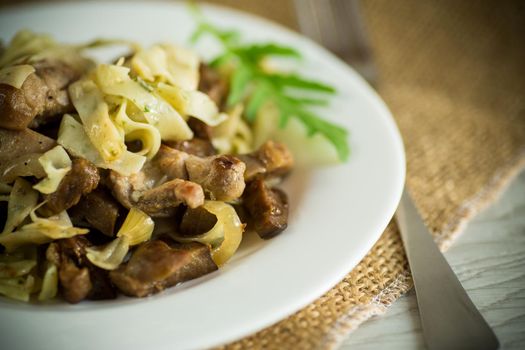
270,73,336,93
227,65,252,106
234,44,301,61
245,84,271,121
189,13,350,161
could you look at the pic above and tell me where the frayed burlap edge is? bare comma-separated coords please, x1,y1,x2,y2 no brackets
436,148,525,250
322,149,525,350
320,271,413,349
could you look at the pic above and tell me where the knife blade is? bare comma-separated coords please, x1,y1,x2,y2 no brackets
395,187,499,350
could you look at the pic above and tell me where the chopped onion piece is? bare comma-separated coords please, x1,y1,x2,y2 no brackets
212,104,253,154
157,82,225,126
69,79,126,162
0,209,88,252
3,178,39,234
0,30,56,68
173,201,244,266
0,275,35,302
114,100,161,159
131,44,200,91
33,146,72,194
1,153,46,183
58,114,146,176
0,64,35,89
37,262,58,301
116,208,154,246
86,236,130,270
93,64,193,141
0,260,37,278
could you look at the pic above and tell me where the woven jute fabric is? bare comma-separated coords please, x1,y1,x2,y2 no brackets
0,0,522,348
204,0,525,349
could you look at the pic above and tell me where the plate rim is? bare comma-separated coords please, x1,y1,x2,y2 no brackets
0,2,406,349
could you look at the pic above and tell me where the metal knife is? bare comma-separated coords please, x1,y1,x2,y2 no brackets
396,188,499,350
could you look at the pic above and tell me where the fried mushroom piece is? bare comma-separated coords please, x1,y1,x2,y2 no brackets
242,177,289,239
185,154,246,201
0,128,55,170
198,64,228,107
44,158,100,215
164,118,216,157
179,206,217,237
155,145,246,202
238,140,294,182
154,145,189,180
109,169,204,218
68,188,121,237
0,60,84,131
46,237,116,303
109,240,217,297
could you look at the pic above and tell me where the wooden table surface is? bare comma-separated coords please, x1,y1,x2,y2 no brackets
341,170,525,349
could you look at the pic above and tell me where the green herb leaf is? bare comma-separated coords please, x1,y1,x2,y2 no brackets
235,44,301,61
270,74,336,93
285,96,329,106
245,84,271,121
227,65,252,106
294,110,350,161
209,52,234,68
189,11,349,161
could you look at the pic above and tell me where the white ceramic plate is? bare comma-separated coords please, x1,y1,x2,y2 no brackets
0,2,405,349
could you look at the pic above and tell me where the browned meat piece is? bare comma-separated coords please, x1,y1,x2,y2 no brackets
58,236,90,264
110,240,217,297
87,267,117,300
45,158,100,215
69,188,121,237
0,153,46,183
179,206,217,237
186,154,246,201
0,60,83,131
58,256,92,303
47,238,92,304
239,140,294,181
0,74,43,130
138,180,204,215
256,141,293,176
46,237,117,303
154,145,189,179
198,64,228,107
59,237,116,300
237,154,266,182
188,117,212,140
110,144,246,214
154,145,245,201
242,178,289,239
109,169,204,218
163,118,216,157
0,128,55,170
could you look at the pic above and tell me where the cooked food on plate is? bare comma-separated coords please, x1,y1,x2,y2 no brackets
0,14,348,303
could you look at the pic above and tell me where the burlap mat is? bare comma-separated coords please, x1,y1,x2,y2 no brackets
203,0,525,349
0,0,522,348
